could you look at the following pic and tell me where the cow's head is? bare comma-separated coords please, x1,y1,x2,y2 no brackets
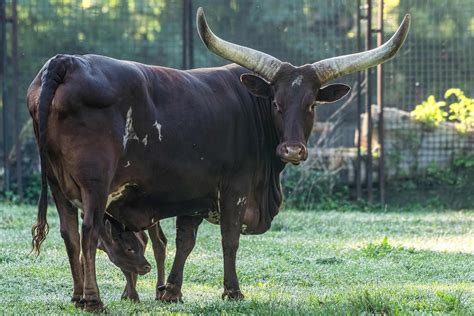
98,218,151,275
197,8,410,165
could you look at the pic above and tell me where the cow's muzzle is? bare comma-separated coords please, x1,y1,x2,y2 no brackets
276,142,308,164
137,263,152,275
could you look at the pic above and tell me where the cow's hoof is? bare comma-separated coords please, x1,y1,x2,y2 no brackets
72,296,85,309
84,299,104,313
71,294,82,302
121,292,140,303
159,283,183,303
155,284,166,300
222,289,244,301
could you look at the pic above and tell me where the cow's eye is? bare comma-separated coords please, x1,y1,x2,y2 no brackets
272,100,281,112
127,248,135,253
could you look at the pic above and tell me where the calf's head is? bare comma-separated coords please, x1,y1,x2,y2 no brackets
197,8,410,164
98,218,151,275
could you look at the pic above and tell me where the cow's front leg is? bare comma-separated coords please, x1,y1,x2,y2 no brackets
121,271,139,302
148,222,168,300
81,188,107,312
161,215,203,302
49,182,84,306
220,190,246,300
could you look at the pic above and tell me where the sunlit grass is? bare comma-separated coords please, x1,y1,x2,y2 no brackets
0,203,473,314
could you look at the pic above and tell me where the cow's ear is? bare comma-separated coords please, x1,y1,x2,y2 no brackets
105,219,117,241
316,84,351,103
240,73,272,98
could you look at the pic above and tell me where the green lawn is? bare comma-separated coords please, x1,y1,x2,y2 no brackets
0,203,473,315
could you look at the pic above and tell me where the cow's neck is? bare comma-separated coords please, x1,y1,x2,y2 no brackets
252,96,282,165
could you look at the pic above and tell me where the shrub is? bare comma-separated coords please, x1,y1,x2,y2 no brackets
411,88,474,133
444,88,474,133
410,95,447,128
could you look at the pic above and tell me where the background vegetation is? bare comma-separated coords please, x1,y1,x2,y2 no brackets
2,0,474,204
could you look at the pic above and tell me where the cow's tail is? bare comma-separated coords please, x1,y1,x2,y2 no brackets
31,55,69,256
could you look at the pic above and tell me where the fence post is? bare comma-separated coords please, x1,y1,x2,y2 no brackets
355,0,363,200
376,0,385,204
365,0,374,203
12,0,22,200
0,0,9,193
182,0,193,69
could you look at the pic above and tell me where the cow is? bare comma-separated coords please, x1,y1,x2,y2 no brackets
97,216,153,303
27,7,409,311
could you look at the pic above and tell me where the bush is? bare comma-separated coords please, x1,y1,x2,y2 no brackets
411,88,474,133
1,173,42,205
444,88,474,133
410,95,447,128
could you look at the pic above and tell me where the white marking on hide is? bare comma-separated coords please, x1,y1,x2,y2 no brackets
236,196,247,206
291,75,303,87
123,107,139,148
142,134,148,146
153,121,163,142
124,161,131,168
106,182,136,210
71,199,83,209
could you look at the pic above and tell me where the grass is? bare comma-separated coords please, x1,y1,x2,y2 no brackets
0,203,473,315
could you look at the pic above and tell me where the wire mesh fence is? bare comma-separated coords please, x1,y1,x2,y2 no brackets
0,0,473,204
384,0,474,111
377,0,474,205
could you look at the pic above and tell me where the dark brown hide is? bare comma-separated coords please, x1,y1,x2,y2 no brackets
27,55,285,309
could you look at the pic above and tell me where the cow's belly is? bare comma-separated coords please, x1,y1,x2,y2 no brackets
104,180,219,231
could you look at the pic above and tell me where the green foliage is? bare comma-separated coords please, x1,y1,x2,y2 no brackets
361,236,415,258
0,173,42,205
445,88,474,133
411,88,474,133
22,173,42,205
281,165,354,210
362,236,393,258
388,152,474,208
347,290,393,315
410,95,447,128
436,291,465,313
426,153,474,188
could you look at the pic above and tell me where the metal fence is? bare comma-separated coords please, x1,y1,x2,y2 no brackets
1,0,473,204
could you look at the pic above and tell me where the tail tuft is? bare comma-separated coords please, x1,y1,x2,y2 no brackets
31,221,49,256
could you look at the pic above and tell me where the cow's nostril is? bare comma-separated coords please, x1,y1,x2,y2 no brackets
286,146,302,157
277,143,307,162
144,264,151,272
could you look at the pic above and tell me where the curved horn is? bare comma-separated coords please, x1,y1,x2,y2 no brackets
196,7,282,82
313,14,411,84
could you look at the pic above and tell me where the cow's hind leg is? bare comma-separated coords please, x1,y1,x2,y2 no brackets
80,184,109,312
49,182,84,307
161,216,203,302
148,222,168,300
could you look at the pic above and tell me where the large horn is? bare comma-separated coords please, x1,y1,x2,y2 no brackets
313,14,411,84
196,7,282,82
